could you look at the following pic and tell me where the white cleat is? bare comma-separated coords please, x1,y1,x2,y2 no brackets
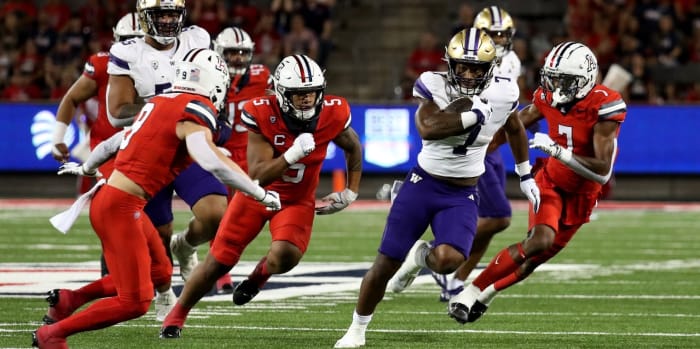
387,240,430,293
170,234,198,281
154,288,177,321
334,327,366,348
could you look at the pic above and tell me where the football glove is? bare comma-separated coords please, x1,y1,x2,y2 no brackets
57,162,102,177
283,133,315,164
256,190,281,211
315,188,358,215
529,132,567,160
470,97,493,125
514,161,541,213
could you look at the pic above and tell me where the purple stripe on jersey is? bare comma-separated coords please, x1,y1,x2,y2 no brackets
413,78,433,100
109,53,130,70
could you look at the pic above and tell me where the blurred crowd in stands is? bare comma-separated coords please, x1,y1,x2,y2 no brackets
1,0,699,105
0,0,335,102
402,0,700,105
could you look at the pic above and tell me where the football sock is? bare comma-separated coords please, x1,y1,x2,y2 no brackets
494,270,525,291
352,310,373,327
249,256,270,288
163,302,191,328
72,275,116,307
476,284,498,306
448,278,464,290
472,244,522,290
52,296,151,337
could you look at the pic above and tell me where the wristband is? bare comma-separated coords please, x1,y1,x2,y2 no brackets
343,188,358,202
460,111,478,129
52,121,69,144
253,186,266,201
555,146,573,163
514,161,532,177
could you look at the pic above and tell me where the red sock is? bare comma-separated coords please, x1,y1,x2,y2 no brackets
72,275,116,308
494,271,526,291
163,302,191,328
248,257,270,288
473,245,523,290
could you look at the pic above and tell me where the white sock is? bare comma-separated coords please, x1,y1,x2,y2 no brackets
415,243,430,268
448,278,464,290
476,284,498,306
352,310,372,327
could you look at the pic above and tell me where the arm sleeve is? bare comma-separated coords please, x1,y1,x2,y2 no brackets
185,131,265,199
83,130,125,172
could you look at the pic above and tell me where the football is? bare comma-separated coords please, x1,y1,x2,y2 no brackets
443,96,473,113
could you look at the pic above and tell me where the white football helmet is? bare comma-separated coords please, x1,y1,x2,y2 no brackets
445,28,497,96
136,0,186,45
213,27,255,75
473,6,516,59
540,42,598,106
273,55,326,121
113,12,144,42
172,49,231,112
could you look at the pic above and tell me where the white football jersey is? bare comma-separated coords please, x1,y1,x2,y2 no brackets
413,71,519,178
107,26,210,98
493,50,521,80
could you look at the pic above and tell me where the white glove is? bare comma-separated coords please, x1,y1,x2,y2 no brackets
529,132,569,161
57,162,102,177
470,97,493,125
283,133,315,164
514,161,540,213
315,188,358,215
519,177,541,213
256,190,281,211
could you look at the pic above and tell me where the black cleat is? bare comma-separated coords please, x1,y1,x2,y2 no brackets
159,325,182,339
31,330,38,347
467,300,488,323
42,289,63,324
447,302,470,324
232,279,259,306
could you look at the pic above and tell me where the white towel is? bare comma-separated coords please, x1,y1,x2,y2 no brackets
50,179,106,234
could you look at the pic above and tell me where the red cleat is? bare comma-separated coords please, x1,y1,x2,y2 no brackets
32,325,68,349
215,273,234,295
43,289,77,324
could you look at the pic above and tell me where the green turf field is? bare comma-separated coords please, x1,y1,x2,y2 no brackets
1,205,699,348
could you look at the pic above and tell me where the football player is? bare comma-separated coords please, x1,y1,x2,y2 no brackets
106,0,229,286
431,5,525,302
160,54,363,339
32,49,281,348
46,12,177,323
335,28,539,348
168,26,273,295
448,42,626,324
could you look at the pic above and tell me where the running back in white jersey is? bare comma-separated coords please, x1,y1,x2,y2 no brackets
413,71,519,178
493,50,521,80
107,25,210,99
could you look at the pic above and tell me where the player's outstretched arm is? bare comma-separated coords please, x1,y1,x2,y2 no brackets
316,127,363,215
180,122,280,210
52,75,99,162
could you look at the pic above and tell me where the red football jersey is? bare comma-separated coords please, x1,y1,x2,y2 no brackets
82,52,120,149
221,64,272,170
114,93,218,197
242,94,351,203
533,84,627,193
